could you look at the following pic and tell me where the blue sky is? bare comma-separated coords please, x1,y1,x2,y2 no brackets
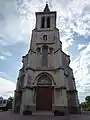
0,0,90,102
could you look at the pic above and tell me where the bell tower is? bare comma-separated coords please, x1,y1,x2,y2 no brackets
12,4,80,115
36,4,56,30
30,3,62,69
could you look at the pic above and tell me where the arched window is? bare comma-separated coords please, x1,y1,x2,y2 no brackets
43,35,47,41
37,75,52,85
41,17,45,28
42,45,48,67
47,16,50,28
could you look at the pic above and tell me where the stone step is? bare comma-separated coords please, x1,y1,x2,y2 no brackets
32,111,54,116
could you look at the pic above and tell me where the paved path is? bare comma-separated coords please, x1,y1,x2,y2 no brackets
0,111,90,120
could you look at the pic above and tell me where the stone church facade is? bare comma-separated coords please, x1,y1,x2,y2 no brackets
12,4,80,115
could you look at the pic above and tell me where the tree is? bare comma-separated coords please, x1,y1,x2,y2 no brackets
0,96,3,100
7,96,13,109
8,96,13,102
80,102,87,111
85,96,90,103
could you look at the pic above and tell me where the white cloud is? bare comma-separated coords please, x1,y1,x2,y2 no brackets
0,0,89,102
78,44,87,50
0,0,89,48
2,52,12,57
61,37,74,54
0,72,7,78
0,77,16,99
0,51,12,60
70,42,90,102
0,0,32,46
0,56,5,60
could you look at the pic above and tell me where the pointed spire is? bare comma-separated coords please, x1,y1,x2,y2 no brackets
43,3,50,12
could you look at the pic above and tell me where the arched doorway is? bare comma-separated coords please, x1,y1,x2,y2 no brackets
36,73,54,111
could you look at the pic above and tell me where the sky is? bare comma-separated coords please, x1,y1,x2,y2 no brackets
0,0,90,103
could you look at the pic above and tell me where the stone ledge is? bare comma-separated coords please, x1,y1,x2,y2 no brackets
54,110,65,116
55,86,66,89
15,89,22,93
67,90,78,93
36,11,56,15
21,105,36,115
23,110,32,115
52,106,69,115
26,66,64,71
24,105,36,112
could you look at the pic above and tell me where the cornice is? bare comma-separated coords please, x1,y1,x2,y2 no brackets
35,11,56,15
55,86,66,89
26,66,64,71
66,89,78,93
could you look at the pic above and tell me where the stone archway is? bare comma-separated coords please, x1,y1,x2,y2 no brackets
36,73,54,111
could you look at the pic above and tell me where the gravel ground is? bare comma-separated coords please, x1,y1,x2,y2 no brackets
0,111,90,120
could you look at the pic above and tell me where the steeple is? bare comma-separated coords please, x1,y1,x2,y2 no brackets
35,3,56,30
43,4,50,12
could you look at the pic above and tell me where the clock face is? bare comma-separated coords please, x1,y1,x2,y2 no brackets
43,35,47,41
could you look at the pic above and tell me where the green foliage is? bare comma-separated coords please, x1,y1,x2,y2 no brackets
80,102,87,111
85,96,90,103
80,96,90,111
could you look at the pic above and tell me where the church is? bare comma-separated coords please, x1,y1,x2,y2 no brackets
12,4,80,115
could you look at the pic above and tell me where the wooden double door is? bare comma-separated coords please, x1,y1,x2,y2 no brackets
36,87,53,111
